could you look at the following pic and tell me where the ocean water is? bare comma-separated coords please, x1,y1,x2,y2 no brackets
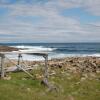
0,43,100,61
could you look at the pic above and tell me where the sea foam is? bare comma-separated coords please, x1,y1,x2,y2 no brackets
8,44,100,61
14,45,56,52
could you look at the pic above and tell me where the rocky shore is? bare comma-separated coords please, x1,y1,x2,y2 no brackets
0,46,100,79
5,56,100,75
0,46,19,52
48,57,100,74
30,57,100,73
1,46,99,75
27,56,100,80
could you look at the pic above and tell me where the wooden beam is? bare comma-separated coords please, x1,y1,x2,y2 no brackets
16,64,34,79
0,52,49,81
0,54,5,79
42,54,50,87
44,54,48,80
0,51,49,55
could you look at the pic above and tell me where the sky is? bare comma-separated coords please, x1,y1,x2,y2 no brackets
0,0,100,43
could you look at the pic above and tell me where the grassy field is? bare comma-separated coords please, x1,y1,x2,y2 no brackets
0,67,100,100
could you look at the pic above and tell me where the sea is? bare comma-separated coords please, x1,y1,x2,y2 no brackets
0,43,100,61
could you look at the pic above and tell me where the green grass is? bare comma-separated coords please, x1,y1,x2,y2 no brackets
0,68,100,100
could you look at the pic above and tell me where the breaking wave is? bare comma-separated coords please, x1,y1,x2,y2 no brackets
14,45,57,52
8,43,100,61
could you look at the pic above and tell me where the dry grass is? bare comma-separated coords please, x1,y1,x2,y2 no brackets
0,65,100,100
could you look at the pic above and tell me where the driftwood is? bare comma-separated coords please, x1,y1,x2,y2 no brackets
5,66,33,72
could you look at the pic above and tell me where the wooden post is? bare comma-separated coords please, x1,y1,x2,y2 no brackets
17,54,22,70
42,54,58,92
18,54,22,65
42,54,49,87
44,54,48,80
0,54,5,79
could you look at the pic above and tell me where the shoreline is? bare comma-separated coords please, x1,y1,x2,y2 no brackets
0,46,100,74
4,56,100,83
0,46,19,52
7,56,100,74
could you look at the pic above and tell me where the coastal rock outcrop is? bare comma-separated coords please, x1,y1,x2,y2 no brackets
48,57,100,74
0,46,19,52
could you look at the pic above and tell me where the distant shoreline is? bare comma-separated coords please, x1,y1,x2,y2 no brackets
0,46,19,52
1,43,100,61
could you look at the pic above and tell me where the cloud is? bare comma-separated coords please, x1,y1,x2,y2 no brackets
1,0,100,16
0,0,100,42
64,0,100,16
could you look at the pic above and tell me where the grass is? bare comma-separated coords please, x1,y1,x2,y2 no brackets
0,67,100,100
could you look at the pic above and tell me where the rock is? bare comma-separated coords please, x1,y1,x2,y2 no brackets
35,74,43,79
0,46,19,52
22,78,27,80
89,73,96,78
69,60,74,63
80,77,86,82
49,70,56,76
67,95,75,100
26,88,31,92
80,73,88,81
4,76,11,80
96,70,100,73
75,82,80,85
82,74,88,78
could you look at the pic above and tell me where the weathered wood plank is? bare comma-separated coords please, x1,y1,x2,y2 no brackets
0,51,49,81
0,54,5,78
0,51,49,55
